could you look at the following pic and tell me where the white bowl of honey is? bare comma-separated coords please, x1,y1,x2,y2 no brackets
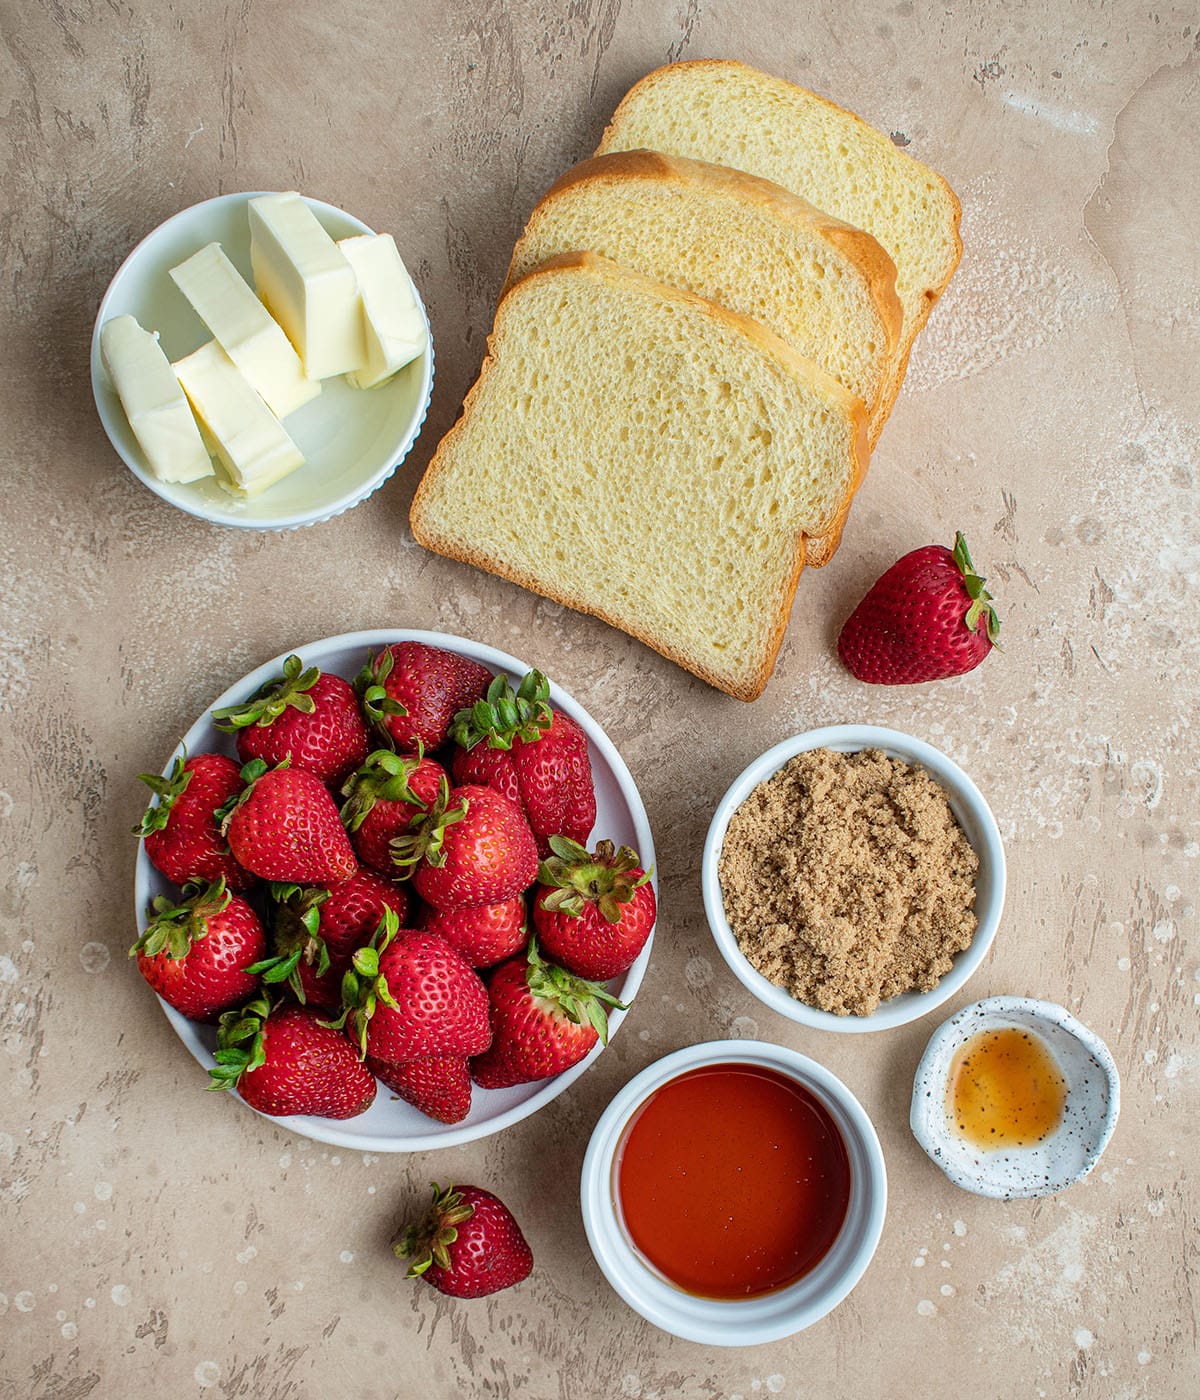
910,996,1120,1198
580,1040,886,1343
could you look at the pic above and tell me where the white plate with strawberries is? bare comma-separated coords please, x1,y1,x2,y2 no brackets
132,628,656,1152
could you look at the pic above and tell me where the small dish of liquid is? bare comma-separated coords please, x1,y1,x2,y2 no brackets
911,996,1120,1200
613,1063,851,1299
580,1041,886,1344
946,1026,1067,1150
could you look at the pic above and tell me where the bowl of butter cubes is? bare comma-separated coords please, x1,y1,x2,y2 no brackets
90,191,434,530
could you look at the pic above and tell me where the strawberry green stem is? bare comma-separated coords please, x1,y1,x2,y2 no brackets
131,877,231,960
952,531,1001,644
132,749,192,837
324,908,402,1053
536,837,650,924
449,670,552,751
393,1182,476,1275
211,654,320,732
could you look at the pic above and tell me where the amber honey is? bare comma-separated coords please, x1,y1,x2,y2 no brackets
946,1026,1067,1149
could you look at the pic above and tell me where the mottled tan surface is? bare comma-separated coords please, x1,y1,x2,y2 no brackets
1,2,1197,1397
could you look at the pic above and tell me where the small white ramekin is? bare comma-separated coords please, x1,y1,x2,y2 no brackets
91,192,434,531
701,725,1006,1033
579,1040,886,1344
910,996,1121,1198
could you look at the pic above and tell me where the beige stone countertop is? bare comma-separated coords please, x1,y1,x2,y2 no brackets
2,1,1197,1396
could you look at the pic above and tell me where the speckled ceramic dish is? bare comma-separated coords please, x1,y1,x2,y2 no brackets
910,996,1120,1198
701,725,1005,1033
91,192,434,530
132,629,656,1152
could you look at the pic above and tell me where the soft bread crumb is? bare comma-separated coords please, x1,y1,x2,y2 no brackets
718,748,978,1016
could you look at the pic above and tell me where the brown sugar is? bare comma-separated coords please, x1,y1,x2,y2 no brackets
718,748,979,1016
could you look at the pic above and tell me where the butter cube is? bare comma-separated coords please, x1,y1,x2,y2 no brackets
173,341,304,497
248,193,364,380
169,242,320,419
337,234,427,389
99,315,213,484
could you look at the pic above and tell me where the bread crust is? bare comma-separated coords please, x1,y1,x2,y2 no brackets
410,252,868,701
505,149,903,364
598,59,963,461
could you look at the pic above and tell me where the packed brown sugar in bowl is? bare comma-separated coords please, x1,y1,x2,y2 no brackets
717,748,979,1016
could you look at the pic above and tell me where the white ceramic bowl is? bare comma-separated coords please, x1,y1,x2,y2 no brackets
580,1040,886,1344
910,996,1120,1199
702,725,1005,1033
91,192,434,530
132,628,656,1152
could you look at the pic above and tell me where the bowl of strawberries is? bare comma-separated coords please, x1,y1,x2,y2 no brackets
131,629,657,1151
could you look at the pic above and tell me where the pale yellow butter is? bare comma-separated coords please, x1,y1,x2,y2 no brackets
337,234,427,389
248,193,364,380
169,242,320,419
99,315,214,484
172,341,304,497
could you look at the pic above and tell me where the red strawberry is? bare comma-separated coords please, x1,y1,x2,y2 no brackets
532,838,656,981
356,642,493,754
209,994,376,1119
131,877,265,1021
394,782,538,913
339,750,446,875
837,531,1001,684
470,943,624,1088
394,1182,532,1298
213,654,369,787
449,670,596,856
134,752,255,892
419,896,527,968
222,760,356,883
257,868,409,1010
369,1054,472,1124
338,917,492,1063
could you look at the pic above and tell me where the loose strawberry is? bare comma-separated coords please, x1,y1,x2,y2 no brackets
209,994,376,1119
532,837,655,981
393,782,538,913
134,752,255,892
336,914,492,1063
419,896,527,968
394,1182,532,1298
837,531,1001,685
131,877,265,1022
370,1055,472,1124
222,760,356,884
213,654,369,787
470,943,625,1089
256,868,409,1009
356,642,493,754
449,670,596,856
339,750,446,875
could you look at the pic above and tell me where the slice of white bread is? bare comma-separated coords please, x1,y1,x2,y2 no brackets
505,150,902,434
597,60,963,451
410,252,868,701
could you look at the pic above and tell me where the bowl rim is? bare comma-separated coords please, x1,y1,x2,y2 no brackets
579,1039,887,1344
90,190,435,531
132,627,656,1152
909,994,1121,1198
701,724,1006,1033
